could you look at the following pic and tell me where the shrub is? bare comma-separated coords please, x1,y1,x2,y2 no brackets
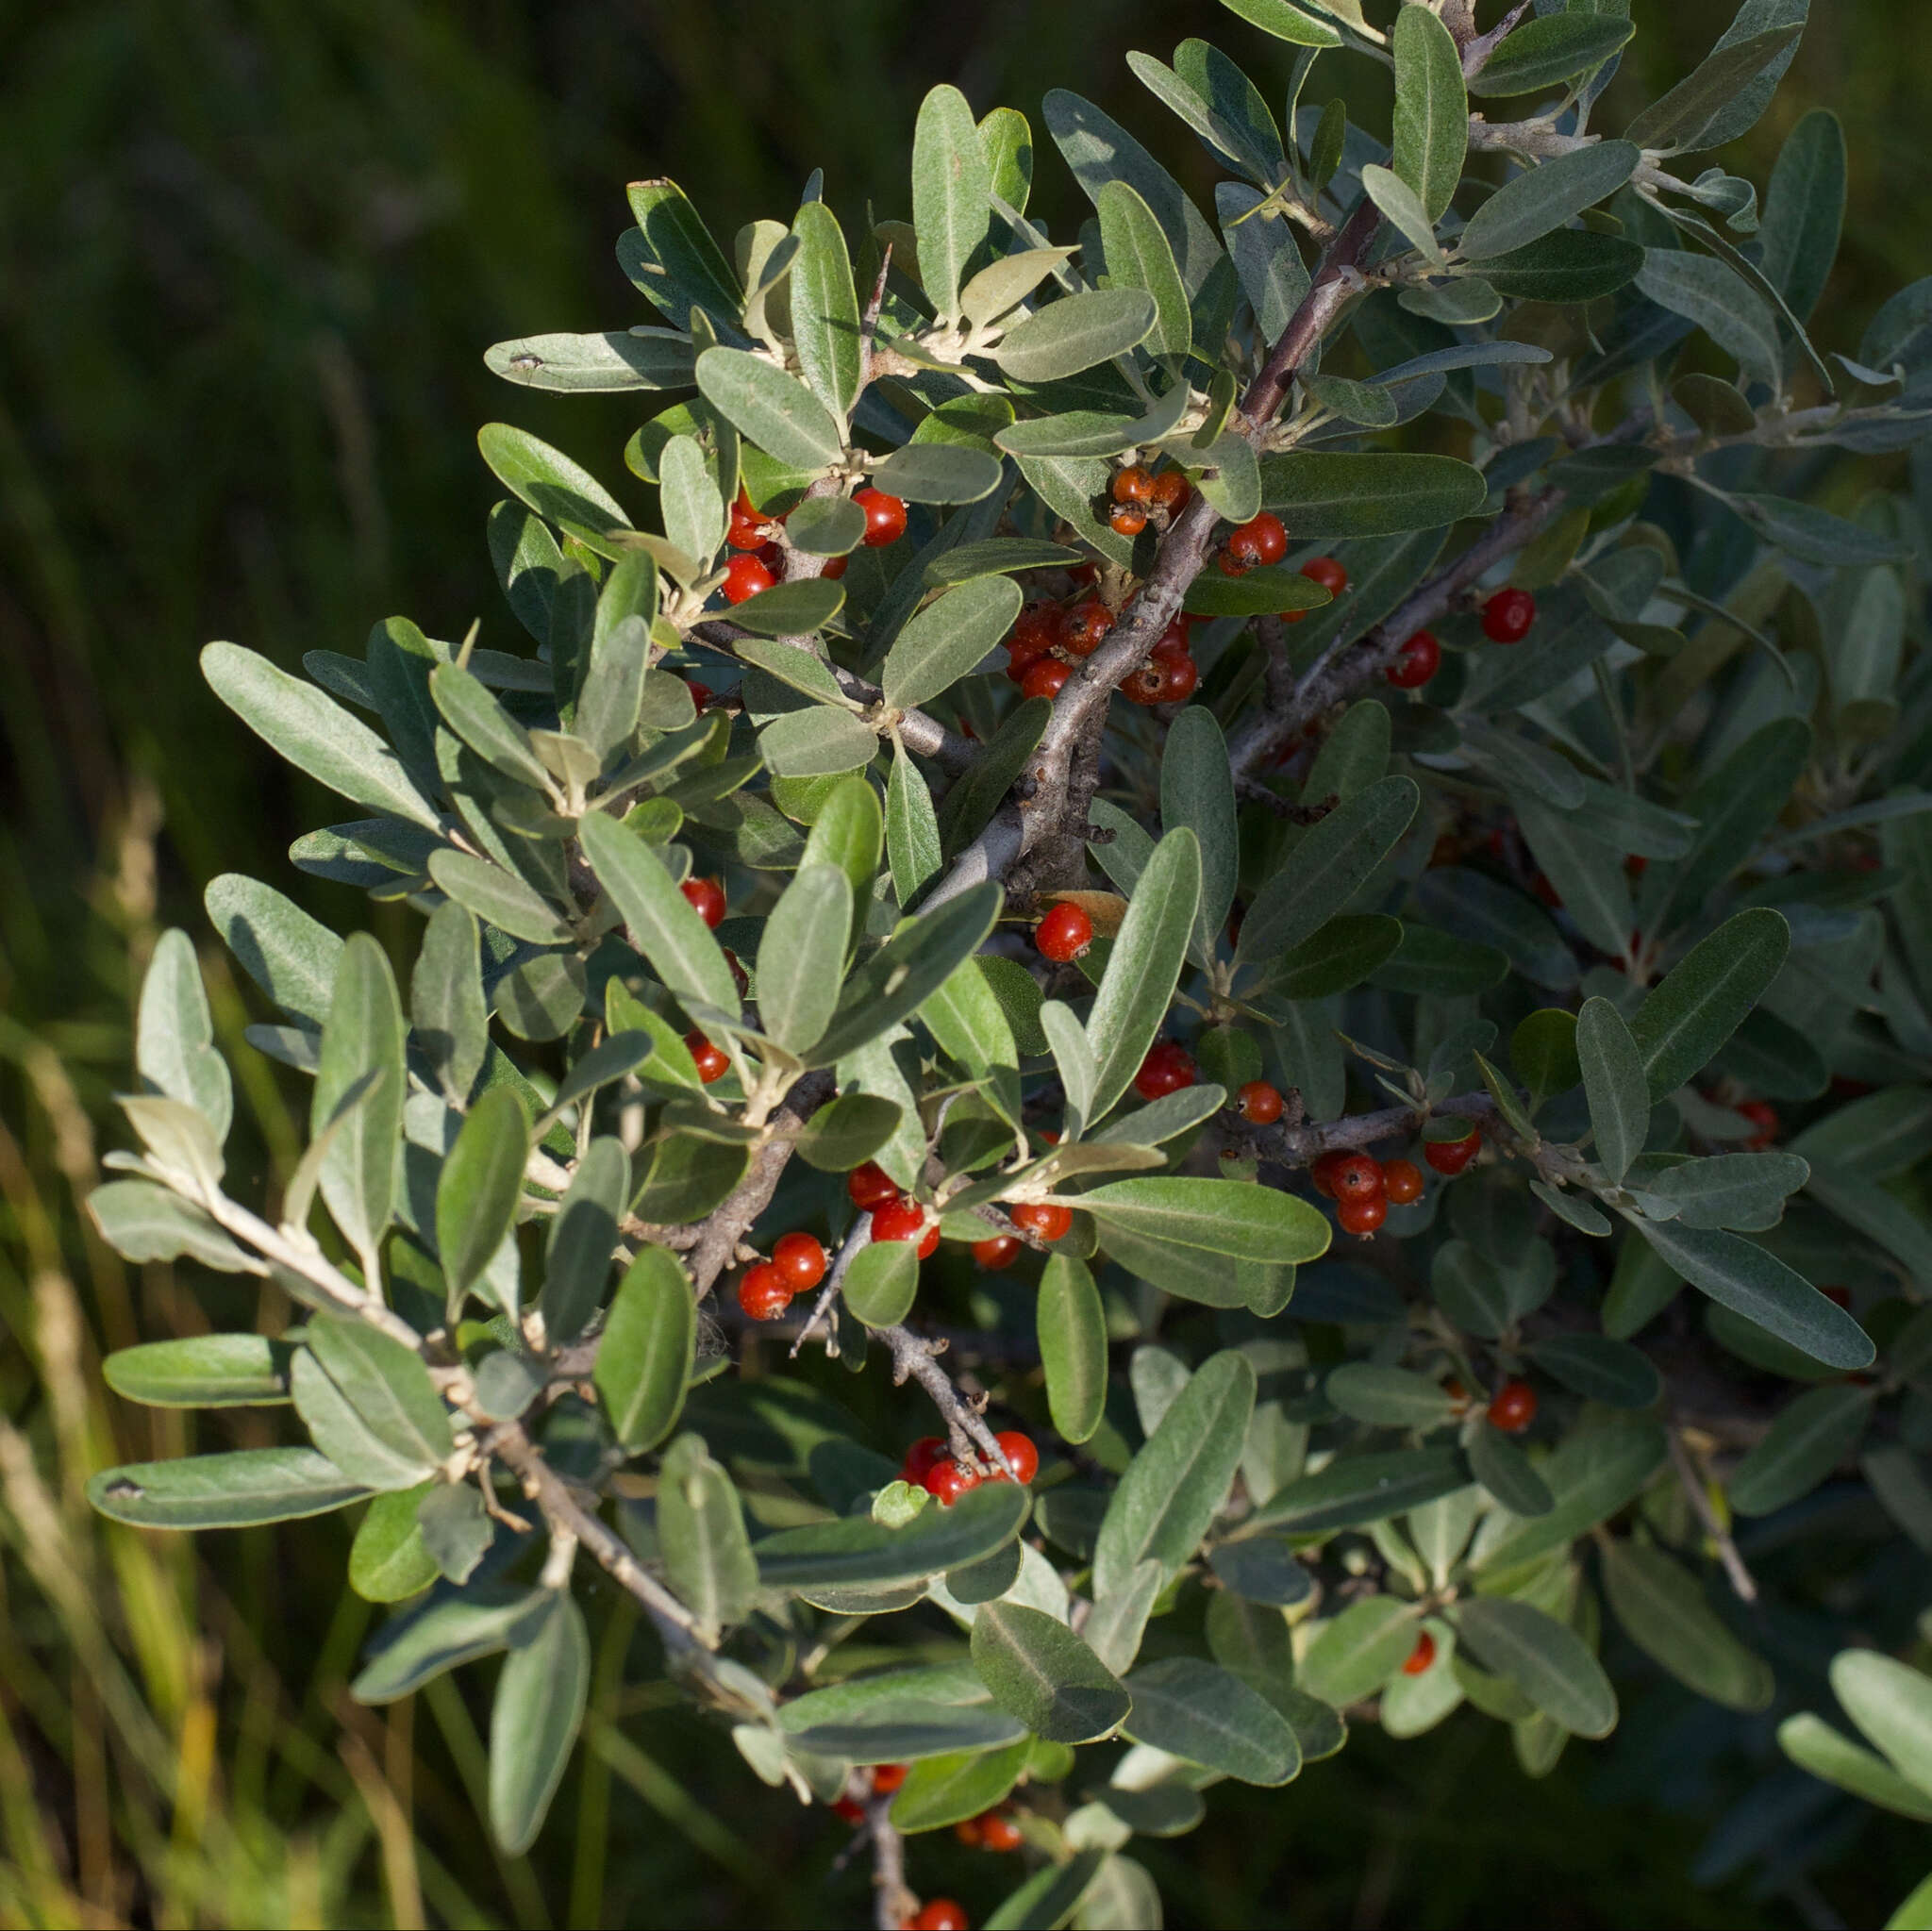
85,0,1932,1922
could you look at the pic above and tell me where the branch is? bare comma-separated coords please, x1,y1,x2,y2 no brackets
490,1423,721,1655
1667,1426,1759,1604
1238,1087,1507,1169
928,197,1385,908
684,1070,837,1296
197,1188,439,1357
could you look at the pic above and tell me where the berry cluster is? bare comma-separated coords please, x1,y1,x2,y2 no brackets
719,483,908,603
735,1231,829,1322
1105,461,1191,537
830,1760,908,1821
847,1161,941,1257
899,1429,1039,1507
1307,1142,1454,1236
955,1807,1023,1850
1002,598,1201,707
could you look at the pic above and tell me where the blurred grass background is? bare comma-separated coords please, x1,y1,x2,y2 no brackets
2,2,1927,1924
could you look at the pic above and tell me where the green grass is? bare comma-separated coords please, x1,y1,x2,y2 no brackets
4,2,1932,1923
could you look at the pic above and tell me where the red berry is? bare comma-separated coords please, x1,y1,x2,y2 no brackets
1226,511,1288,568
738,1262,791,1321
1338,1193,1387,1237
1386,630,1441,690
680,875,726,928
1328,1153,1384,1202
1239,1080,1284,1124
901,1437,947,1485
1112,465,1156,504
1481,587,1537,643
1059,597,1114,657
1151,616,1193,661
724,947,749,998
1007,605,1058,666
726,488,764,550
820,553,849,580
1403,1631,1437,1676
686,1030,729,1084
1109,504,1148,537
909,1905,969,1931
973,1235,1023,1271
832,1795,865,1823
1424,1127,1481,1176
1036,903,1094,963
722,554,776,604
684,677,714,708
1738,1099,1778,1149
1382,1158,1424,1206
1149,470,1191,513
952,1818,983,1848
923,1459,978,1507
1123,661,1168,705
1444,1376,1470,1411
848,1162,902,1211
1488,1379,1538,1434
974,1811,1024,1853
1156,653,1200,703
993,1432,1039,1485
855,487,908,547
1133,1040,1197,1102
772,1230,828,1292
1021,658,1070,700
1010,1201,1073,1242
871,1199,938,1257
1300,555,1347,595
757,541,784,573
1309,1150,1345,1198
871,1763,908,1794
1624,853,1649,879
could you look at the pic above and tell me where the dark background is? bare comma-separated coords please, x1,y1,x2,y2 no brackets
1,3,1927,1924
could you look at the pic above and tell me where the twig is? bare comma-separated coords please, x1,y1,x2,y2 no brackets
859,246,892,391
881,1324,1013,1476
491,1423,722,1653
790,1217,872,1358
1460,0,1533,78
1241,1088,1507,1168
1225,410,1654,781
1668,1427,1759,1604
689,620,975,773
867,1790,911,1931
